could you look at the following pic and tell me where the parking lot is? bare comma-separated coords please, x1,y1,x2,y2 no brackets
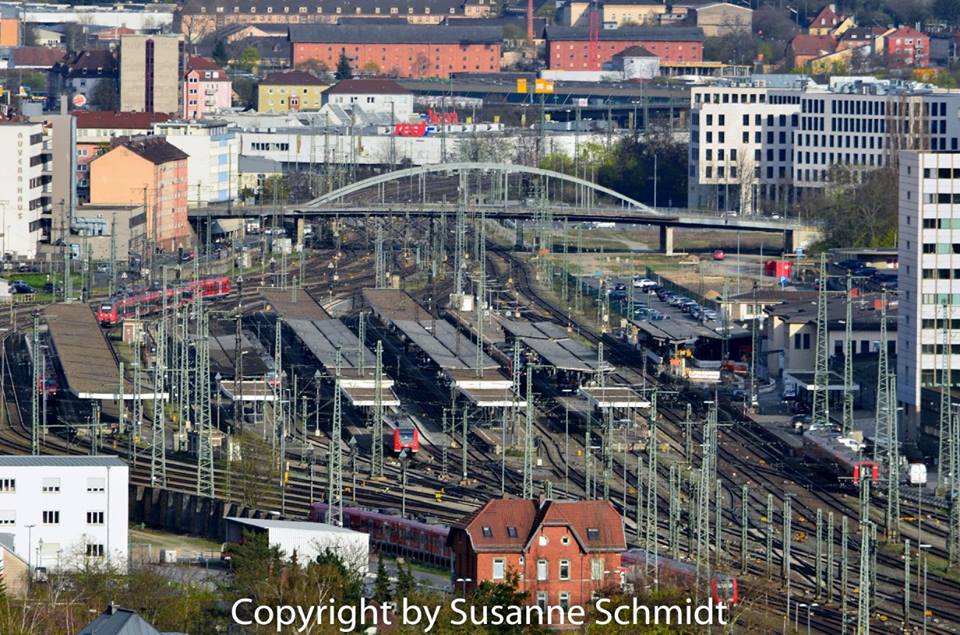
580,276,722,326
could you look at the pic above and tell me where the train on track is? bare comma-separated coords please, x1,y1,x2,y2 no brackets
97,276,232,326
620,549,740,606
801,425,872,483
392,420,420,454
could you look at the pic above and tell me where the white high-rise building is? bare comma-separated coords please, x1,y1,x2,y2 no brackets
897,151,960,430
0,456,128,573
154,119,239,206
0,120,52,257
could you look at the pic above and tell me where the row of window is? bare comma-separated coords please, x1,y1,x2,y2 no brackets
490,557,607,582
2,510,105,525
0,478,105,493
200,4,457,14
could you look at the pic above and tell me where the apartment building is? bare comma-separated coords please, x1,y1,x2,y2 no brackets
0,456,128,573
0,120,52,258
897,152,960,431
182,55,232,120
119,34,185,114
689,75,960,213
154,119,239,206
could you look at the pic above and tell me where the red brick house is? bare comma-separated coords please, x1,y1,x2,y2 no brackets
289,24,502,78
447,498,626,609
885,26,929,68
545,26,703,70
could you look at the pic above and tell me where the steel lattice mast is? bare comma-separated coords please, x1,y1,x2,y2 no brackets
371,340,385,478
939,301,953,495
522,363,534,499
875,291,891,457
31,311,40,455
811,254,830,429
883,371,901,542
643,392,659,586
327,348,344,526
197,310,215,498
842,272,854,436
375,223,386,288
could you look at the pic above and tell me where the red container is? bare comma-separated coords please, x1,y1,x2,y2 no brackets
764,260,793,279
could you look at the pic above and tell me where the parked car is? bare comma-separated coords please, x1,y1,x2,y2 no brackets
712,250,726,261
633,277,657,290
11,281,34,294
703,309,719,321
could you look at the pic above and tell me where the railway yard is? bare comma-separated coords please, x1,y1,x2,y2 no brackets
2,214,959,634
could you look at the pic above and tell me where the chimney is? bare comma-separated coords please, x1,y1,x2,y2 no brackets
526,0,534,44
537,493,547,507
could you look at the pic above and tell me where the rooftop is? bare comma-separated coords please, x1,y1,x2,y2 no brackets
545,25,705,42
260,69,328,86
326,78,411,95
183,0,465,12
119,137,190,165
288,23,502,44
73,111,172,129
10,46,65,68
0,455,126,467
226,516,358,534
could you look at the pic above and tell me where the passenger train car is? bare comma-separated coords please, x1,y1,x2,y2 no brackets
308,504,449,567
620,549,740,606
97,276,232,326
392,420,420,454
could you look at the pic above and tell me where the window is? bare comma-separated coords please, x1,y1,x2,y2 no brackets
537,559,548,581
561,535,570,545
481,526,492,537
559,560,570,580
0,510,14,525
0,479,14,493
42,478,60,493
507,526,517,538
86,544,104,557
559,592,570,610
87,511,104,525
492,558,505,579
536,592,547,611
42,510,59,524
587,528,600,540
591,558,604,580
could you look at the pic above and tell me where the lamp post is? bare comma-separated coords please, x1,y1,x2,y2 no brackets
795,602,804,632
307,446,315,505
919,543,931,635
399,448,409,517
313,370,321,436
455,577,471,596
805,603,818,635
25,524,35,581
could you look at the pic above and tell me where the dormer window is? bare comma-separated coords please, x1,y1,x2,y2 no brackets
481,526,492,537
587,528,600,540
507,526,517,538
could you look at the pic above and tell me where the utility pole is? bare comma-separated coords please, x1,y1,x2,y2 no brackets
461,403,469,483
151,303,167,487
522,364,534,499
811,254,829,429
740,484,749,575
749,282,759,408
327,348,343,527
938,300,952,496
783,496,793,624
31,311,40,455
670,463,680,559
375,223,386,289
197,310,215,498
644,392,659,584
842,271,854,436
857,478,873,635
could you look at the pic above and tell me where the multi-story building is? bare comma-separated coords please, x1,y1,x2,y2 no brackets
0,5,20,47
447,498,625,608
176,0,485,42
154,119,239,206
183,55,232,119
88,137,190,251
119,34,185,114
886,26,929,68
289,24,502,78
30,101,76,248
256,70,328,112
324,78,413,119
545,25,704,70
0,120,51,258
74,111,172,202
0,456,128,573
897,152,960,431
48,49,118,111
688,75,960,212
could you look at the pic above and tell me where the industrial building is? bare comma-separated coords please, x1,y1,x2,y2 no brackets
224,517,369,573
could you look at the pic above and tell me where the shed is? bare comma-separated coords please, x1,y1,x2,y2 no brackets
224,517,369,574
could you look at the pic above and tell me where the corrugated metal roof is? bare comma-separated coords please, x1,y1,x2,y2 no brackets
0,455,126,467
226,517,359,533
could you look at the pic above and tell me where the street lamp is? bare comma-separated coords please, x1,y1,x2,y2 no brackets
795,602,804,631
455,577,472,596
919,543,931,635
805,603,818,635
25,524,35,580
399,448,409,517
313,370,322,436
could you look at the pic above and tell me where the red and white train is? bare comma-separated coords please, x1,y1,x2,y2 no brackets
307,504,449,568
620,549,740,606
97,276,232,326
392,419,420,454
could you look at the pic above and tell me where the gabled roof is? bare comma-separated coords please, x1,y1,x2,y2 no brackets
839,26,886,42
260,70,327,86
887,26,927,38
615,45,657,58
77,606,165,635
326,78,410,95
117,137,189,165
10,46,66,68
186,55,228,78
74,111,171,130
53,49,117,78
546,25,704,42
790,33,836,56
288,23,502,44
451,498,626,554
809,3,839,28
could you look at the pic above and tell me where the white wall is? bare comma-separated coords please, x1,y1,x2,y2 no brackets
0,122,47,258
327,93,414,120
0,458,129,572
158,126,240,206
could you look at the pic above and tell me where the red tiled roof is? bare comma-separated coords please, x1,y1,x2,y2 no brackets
186,55,228,77
11,46,66,68
118,137,189,165
452,498,626,553
809,3,838,28
887,26,927,39
790,34,836,57
260,70,327,86
73,111,171,130
326,78,411,95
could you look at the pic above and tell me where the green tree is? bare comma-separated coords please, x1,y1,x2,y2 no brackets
212,39,229,67
90,78,118,111
373,552,392,603
232,75,255,108
393,557,416,597
362,60,381,76
237,46,260,72
336,50,353,80
470,571,530,635
936,0,960,24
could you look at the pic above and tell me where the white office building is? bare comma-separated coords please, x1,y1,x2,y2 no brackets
0,456,129,574
688,75,960,214
0,120,51,258
154,119,239,206
897,151,960,429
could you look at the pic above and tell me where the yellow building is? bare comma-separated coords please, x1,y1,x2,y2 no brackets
603,1,668,26
257,70,328,113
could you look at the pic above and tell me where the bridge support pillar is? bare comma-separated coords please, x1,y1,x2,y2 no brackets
515,221,524,250
659,225,674,255
295,217,305,248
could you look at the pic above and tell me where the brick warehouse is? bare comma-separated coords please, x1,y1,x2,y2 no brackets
546,25,704,70
447,498,626,608
289,24,501,78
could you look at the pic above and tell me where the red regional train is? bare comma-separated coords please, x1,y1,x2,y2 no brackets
97,276,232,326
308,504,450,567
392,419,420,454
620,549,740,606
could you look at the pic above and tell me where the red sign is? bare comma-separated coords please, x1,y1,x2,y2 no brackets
394,121,438,137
